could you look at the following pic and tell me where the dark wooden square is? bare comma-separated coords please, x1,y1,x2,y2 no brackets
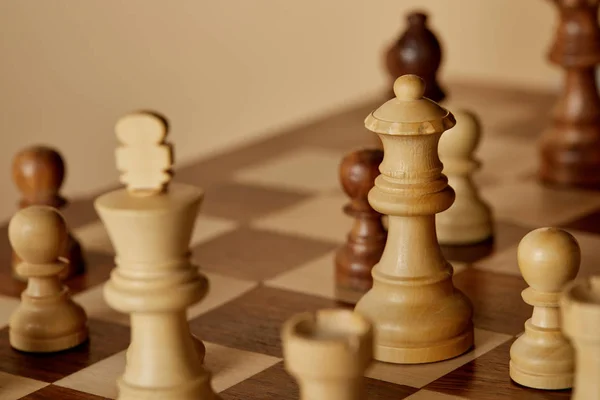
193,226,337,281
190,285,350,358
20,384,110,400
0,318,130,383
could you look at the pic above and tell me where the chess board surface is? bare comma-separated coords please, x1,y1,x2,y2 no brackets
0,81,595,400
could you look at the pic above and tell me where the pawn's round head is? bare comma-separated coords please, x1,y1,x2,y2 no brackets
8,206,68,264
12,146,65,199
339,149,383,200
517,227,581,292
438,109,481,160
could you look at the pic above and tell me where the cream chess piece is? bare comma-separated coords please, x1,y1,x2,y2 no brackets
561,275,600,400
354,74,474,364
509,227,579,389
281,309,373,400
8,205,88,353
95,111,218,400
437,109,493,245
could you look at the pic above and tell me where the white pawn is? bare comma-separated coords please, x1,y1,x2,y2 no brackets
436,109,493,245
8,205,88,352
509,227,580,389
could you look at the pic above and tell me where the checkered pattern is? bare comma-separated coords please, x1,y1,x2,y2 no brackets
0,82,590,399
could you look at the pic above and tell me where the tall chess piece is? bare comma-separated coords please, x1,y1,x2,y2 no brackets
8,206,88,352
94,112,218,399
384,11,445,103
282,309,373,400
539,0,600,189
335,149,386,304
354,75,474,364
561,275,600,400
509,227,579,390
12,145,85,280
437,109,493,245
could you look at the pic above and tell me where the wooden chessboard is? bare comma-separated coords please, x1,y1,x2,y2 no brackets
0,80,596,400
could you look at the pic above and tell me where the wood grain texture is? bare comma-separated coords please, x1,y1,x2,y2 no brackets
189,286,351,358
21,384,111,400
454,269,531,335
221,362,418,400
193,226,338,281
335,148,385,298
0,319,129,382
539,0,600,189
425,340,572,399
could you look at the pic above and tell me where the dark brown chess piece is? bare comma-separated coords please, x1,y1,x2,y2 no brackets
334,148,386,304
12,145,85,280
539,0,600,189
384,11,445,102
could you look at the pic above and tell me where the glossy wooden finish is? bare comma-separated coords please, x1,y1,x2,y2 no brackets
334,149,386,302
539,0,600,189
11,145,85,280
384,11,445,102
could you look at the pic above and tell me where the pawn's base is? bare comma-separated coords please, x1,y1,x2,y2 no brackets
510,360,573,390
375,325,474,364
10,328,88,353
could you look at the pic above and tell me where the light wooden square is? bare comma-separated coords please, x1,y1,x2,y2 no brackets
74,271,257,326
476,135,537,185
54,342,281,399
252,191,350,243
232,147,345,193
0,371,48,399
365,328,512,388
190,215,239,247
480,180,600,227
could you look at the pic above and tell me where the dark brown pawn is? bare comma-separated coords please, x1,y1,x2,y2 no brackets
334,148,386,304
384,11,445,102
539,0,600,189
12,145,85,280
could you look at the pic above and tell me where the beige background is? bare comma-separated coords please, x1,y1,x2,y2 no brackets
0,0,559,222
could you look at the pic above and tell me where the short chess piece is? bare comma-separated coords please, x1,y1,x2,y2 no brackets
509,227,580,389
354,74,474,364
539,0,600,189
8,205,88,353
384,11,445,103
437,109,493,245
335,148,386,303
281,309,373,400
95,111,218,399
12,145,85,280
560,275,600,400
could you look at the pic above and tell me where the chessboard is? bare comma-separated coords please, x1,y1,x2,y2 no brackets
0,79,595,400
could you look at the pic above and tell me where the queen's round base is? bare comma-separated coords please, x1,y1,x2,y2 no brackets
374,325,473,364
509,360,573,390
116,375,219,400
10,328,88,353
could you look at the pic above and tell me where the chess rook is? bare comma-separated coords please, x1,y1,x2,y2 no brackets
354,75,474,364
335,148,386,303
539,0,600,189
8,206,88,352
509,227,579,389
384,11,445,103
561,276,600,400
437,109,493,245
95,111,217,399
282,309,373,400
12,145,85,280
